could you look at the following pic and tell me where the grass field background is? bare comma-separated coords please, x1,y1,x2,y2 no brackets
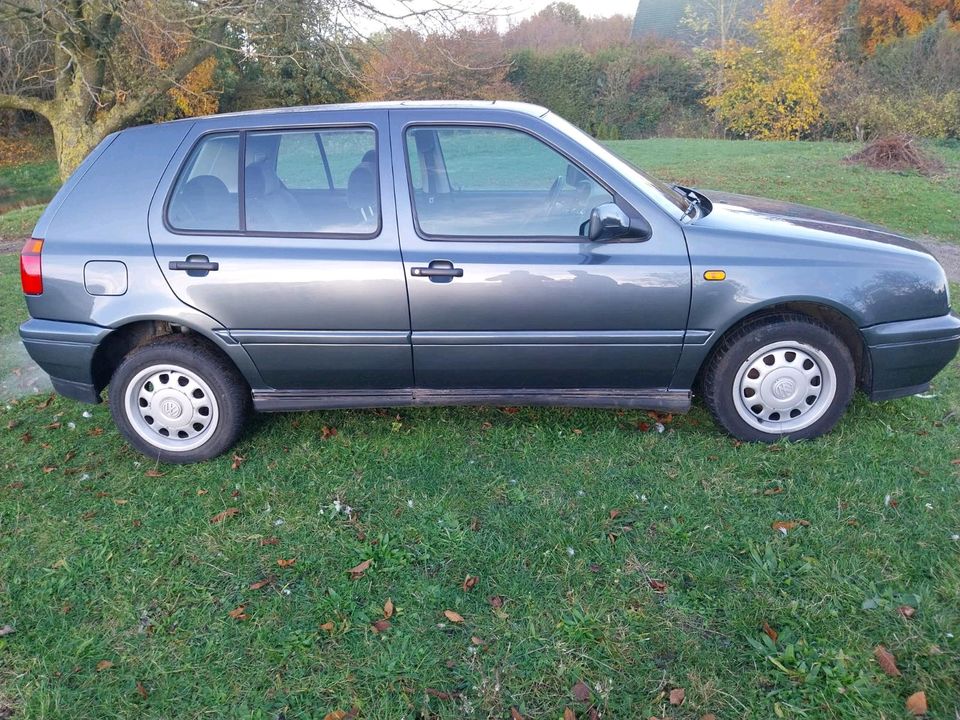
0,137,959,719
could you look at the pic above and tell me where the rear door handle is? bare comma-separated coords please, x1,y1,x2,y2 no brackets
411,260,463,281
169,255,219,276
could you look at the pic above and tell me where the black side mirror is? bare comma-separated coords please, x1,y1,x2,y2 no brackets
586,202,652,242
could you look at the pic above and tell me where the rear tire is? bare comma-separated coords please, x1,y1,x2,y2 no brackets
702,314,855,442
109,335,249,463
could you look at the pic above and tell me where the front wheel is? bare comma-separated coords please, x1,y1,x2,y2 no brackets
109,335,249,463
702,314,856,442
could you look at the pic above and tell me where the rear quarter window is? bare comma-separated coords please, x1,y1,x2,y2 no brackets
167,133,240,231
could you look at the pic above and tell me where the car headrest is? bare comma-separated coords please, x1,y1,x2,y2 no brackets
361,149,377,164
347,163,377,210
182,174,230,202
245,161,281,198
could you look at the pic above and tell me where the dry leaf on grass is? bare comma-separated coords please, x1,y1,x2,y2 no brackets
96,660,113,672
510,707,525,719
319,621,335,633
0,625,15,637
461,575,478,591
231,454,245,470
489,595,504,608
371,619,390,634
771,519,810,532
228,605,248,620
136,681,148,700
320,426,337,440
571,680,591,703
897,605,916,619
144,469,165,478
347,559,371,579
209,507,239,524
383,598,394,619
563,709,576,720
249,576,275,590
905,691,927,716
259,536,279,546
276,558,296,568
874,645,901,677
762,621,778,643
669,687,685,705
648,578,667,592
443,610,464,623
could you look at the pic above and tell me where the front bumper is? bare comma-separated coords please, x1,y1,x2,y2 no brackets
862,312,960,401
19,319,111,404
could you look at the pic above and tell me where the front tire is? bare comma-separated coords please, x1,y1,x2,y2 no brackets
109,335,249,463
702,314,855,442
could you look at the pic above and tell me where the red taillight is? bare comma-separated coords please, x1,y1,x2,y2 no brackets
20,238,43,295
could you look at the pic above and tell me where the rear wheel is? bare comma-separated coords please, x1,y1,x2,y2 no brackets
702,314,855,442
109,335,249,463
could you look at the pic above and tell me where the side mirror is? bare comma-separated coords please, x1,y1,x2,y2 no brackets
586,203,652,242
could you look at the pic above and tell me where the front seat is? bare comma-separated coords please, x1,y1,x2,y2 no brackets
346,153,378,224
244,161,309,231
175,175,237,230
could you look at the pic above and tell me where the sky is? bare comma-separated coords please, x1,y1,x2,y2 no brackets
504,0,638,23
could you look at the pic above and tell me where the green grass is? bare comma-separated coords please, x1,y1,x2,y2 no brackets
0,249,959,718
606,138,960,245
0,160,59,218
0,204,46,236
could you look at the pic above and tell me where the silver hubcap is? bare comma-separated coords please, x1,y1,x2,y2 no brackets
732,341,836,434
124,364,219,452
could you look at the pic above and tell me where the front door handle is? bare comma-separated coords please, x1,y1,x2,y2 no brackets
411,260,463,282
169,255,219,276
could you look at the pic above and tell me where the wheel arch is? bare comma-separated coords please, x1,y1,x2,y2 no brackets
91,318,261,393
694,300,870,392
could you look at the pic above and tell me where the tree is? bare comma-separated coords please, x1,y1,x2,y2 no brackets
705,0,834,139
0,0,490,179
357,24,513,101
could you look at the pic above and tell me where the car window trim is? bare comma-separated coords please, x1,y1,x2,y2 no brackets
401,121,635,244
163,123,383,240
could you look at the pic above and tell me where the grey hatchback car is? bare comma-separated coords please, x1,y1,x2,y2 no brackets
19,101,960,462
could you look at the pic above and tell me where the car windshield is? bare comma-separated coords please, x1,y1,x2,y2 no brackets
542,112,691,218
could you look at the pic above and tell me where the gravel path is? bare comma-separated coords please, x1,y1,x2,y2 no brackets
1,234,959,282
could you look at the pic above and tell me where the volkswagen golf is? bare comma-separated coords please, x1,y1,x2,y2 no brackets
19,101,960,462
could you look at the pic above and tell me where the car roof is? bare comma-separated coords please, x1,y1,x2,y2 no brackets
153,100,550,127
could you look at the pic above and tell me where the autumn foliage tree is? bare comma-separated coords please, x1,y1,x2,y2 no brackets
705,0,834,139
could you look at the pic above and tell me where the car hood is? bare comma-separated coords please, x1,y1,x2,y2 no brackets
693,190,930,255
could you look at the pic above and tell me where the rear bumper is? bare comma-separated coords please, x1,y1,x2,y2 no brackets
19,319,111,404
862,312,960,401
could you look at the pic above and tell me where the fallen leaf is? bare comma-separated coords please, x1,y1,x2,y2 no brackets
897,605,916,619
469,516,482,531
471,635,484,645
42,465,57,473
905,691,927,716
136,681,148,700
319,621,335,633
648,578,667,592
113,498,128,505
480,421,493,430
371,619,390,634
64,450,76,462
383,598,394,619
227,605,247,620
510,707,525,719
209,507,239,524
609,509,621,519
489,595,504,608
88,427,104,437
571,680,591,703
874,645,901,677
5,420,16,430
347,559,371,579
96,660,113,672
0,625,14,637
144,469,165,478
669,688,685,705
45,421,61,430
443,610,464,623
501,406,519,414
259,536,279,546
763,486,784,495
702,715,717,720
462,575,478,591
425,688,458,700
249,576,275,590
572,428,583,436
771,519,810,532
320,426,337,440
196,488,208,496
323,710,358,720
276,558,296,568
564,709,576,720
6,482,24,490
762,621,778,643
19,432,31,444
37,395,53,409
231,454,245,470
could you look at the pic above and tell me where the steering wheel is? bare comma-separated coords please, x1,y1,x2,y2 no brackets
544,175,565,217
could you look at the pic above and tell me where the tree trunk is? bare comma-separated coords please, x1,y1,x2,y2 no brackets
49,116,106,181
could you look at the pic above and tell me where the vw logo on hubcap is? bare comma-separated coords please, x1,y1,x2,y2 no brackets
160,398,183,419
771,377,797,401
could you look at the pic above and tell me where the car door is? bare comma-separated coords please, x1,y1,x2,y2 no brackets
148,110,412,391
390,108,692,391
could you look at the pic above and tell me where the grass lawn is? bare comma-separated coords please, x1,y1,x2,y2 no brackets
0,160,59,220
1,245,959,720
